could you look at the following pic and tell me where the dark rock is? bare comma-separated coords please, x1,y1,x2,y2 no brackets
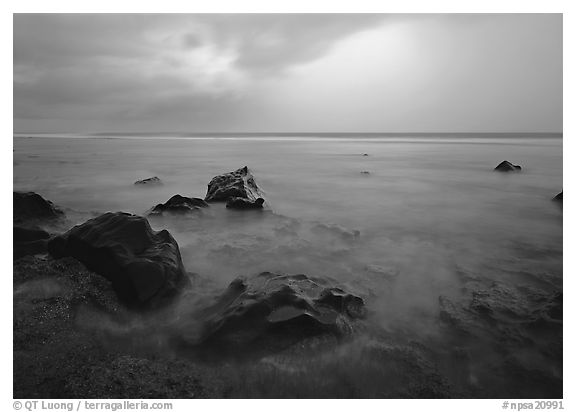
47,212,188,307
134,176,163,186
14,191,64,223
195,272,365,349
149,194,209,216
360,171,370,175
362,153,369,156
226,197,264,210
552,191,562,202
205,166,264,203
14,226,51,259
494,161,522,172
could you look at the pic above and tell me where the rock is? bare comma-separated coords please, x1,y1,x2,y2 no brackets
205,166,265,203
14,226,51,259
226,197,264,210
552,191,562,202
47,212,188,307
195,272,365,349
312,223,360,241
134,176,163,186
360,171,370,175
149,194,209,216
362,153,369,156
494,161,521,172
14,191,64,223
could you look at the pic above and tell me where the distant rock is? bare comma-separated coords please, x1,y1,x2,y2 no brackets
494,161,522,172
134,176,163,186
552,191,562,202
226,197,264,210
14,191,64,223
195,272,365,349
48,212,188,307
148,194,209,216
362,153,369,157
360,171,370,175
205,166,265,203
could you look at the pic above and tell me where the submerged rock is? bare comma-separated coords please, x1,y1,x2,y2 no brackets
195,272,365,349
205,166,265,203
494,161,522,172
226,197,264,210
552,191,562,202
149,194,209,216
47,212,188,307
134,176,163,186
14,191,64,223
360,171,371,175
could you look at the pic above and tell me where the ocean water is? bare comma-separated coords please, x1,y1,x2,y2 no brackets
13,134,563,397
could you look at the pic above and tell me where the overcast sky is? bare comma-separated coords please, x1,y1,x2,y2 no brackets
13,14,562,133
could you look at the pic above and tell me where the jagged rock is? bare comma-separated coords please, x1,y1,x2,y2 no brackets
494,161,522,172
47,212,188,307
14,191,64,223
195,272,365,349
148,195,209,216
226,197,264,210
134,176,163,186
205,166,264,203
552,191,562,202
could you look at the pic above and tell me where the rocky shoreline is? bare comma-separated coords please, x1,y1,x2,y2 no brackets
13,164,563,398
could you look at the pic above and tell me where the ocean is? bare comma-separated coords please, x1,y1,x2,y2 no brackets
13,133,563,397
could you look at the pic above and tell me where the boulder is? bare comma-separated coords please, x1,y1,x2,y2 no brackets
47,212,188,307
205,166,265,203
494,161,522,172
14,191,64,223
552,191,562,202
134,176,163,186
148,194,209,216
226,197,264,210
195,272,365,349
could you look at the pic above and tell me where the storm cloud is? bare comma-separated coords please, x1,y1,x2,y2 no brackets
13,14,562,133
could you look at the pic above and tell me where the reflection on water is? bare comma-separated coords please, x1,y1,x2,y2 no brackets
13,135,562,397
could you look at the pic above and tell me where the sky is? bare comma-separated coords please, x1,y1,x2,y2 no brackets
13,13,562,133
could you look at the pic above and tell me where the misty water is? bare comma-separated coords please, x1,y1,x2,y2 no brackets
13,134,562,397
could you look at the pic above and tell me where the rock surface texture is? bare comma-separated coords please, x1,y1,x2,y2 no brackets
48,212,188,307
195,272,365,349
226,197,264,210
494,160,522,172
149,195,209,216
205,166,265,203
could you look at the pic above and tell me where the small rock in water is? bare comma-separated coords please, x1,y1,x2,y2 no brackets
148,194,209,216
494,160,522,172
134,176,163,186
205,166,265,203
47,212,188,307
365,264,400,279
226,197,265,210
362,153,369,156
360,171,370,175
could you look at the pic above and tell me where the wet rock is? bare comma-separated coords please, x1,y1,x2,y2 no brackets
47,212,188,307
205,166,265,203
14,226,50,259
552,191,562,202
14,191,64,223
148,194,209,216
494,160,522,172
134,176,163,186
226,197,264,210
195,272,365,350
